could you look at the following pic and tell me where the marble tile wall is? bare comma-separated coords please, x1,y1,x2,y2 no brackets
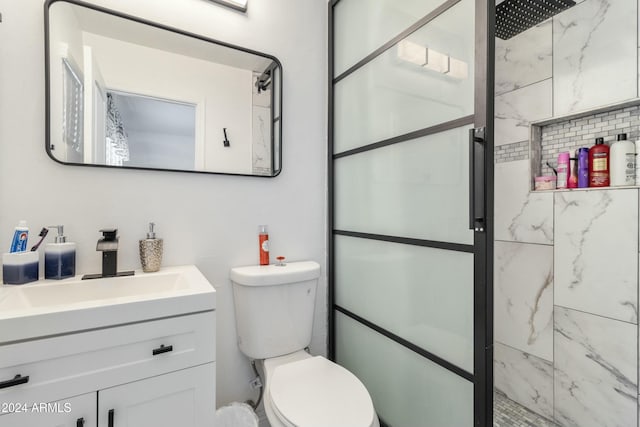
554,306,637,427
553,0,638,116
495,79,553,147
494,342,554,421
495,160,553,245
493,0,640,423
495,20,552,97
494,241,554,361
554,189,638,323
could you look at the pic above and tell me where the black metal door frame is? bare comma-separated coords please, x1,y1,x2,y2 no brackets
328,1,494,426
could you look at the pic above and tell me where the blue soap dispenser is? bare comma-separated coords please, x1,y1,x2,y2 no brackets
44,225,76,279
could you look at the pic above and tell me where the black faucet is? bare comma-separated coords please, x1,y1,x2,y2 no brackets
82,229,134,280
97,229,118,277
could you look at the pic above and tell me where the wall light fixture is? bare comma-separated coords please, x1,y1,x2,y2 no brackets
208,0,247,13
397,39,468,80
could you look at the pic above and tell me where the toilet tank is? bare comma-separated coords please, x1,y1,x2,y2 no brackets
230,261,320,360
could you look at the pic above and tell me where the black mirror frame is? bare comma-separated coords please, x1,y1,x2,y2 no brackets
44,0,283,177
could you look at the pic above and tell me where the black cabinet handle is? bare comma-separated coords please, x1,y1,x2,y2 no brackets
76,417,85,427
108,409,114,427
0,374,29,390
469,127,486,232
152,344,173,356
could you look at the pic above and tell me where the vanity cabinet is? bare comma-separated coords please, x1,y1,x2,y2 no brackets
98,363,213,426
0,311,215,427
0,393,96,427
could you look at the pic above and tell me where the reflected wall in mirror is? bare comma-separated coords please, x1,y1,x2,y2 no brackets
46,0,282,176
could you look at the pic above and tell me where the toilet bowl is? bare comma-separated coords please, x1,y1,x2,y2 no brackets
230,261,379,427
262,350,379,427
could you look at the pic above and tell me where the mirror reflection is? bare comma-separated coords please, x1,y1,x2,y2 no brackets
46,0,282,176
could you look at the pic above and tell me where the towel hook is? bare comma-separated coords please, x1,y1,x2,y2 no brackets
223,128,230,147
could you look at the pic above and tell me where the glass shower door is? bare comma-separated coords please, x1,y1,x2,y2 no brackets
329,0,493,426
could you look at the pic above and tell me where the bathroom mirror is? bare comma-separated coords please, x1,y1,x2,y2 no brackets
45,0,282,176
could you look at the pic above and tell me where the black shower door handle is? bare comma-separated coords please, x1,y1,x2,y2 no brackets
469,127,486,232
108,409,114,427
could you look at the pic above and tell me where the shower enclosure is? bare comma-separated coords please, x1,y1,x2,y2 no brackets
329,0,494,425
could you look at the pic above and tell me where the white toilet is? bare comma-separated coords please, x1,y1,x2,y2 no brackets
230,261,380,427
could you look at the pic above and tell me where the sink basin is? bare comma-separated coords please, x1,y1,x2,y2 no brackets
0,272,189,309
0,265,216,344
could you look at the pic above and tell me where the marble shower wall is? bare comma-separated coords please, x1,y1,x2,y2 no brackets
555,189,638,324
553,0,638,116
554,306,637,427
493,0,640,424
553,190,639,427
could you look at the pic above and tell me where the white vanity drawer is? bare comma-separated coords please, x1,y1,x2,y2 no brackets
0,311,215,405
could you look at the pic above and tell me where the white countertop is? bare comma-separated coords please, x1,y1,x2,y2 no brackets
0,265,216,344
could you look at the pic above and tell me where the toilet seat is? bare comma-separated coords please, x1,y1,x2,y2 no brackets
268,356,376,427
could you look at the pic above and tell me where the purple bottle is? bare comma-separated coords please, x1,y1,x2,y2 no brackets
577,147,589,188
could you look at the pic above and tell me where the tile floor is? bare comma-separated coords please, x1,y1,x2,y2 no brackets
493,391,558,427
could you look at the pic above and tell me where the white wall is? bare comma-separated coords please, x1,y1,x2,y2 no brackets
0,0,327,408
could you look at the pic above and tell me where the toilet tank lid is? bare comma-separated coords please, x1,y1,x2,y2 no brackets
230,261,320,286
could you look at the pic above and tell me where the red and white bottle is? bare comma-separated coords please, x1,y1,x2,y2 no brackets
258,225,269,265
589,137,610,187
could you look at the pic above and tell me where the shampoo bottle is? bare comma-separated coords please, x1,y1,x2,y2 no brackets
139,222,163,273
44,225,76,279
568,152,578,189
556,152,570,189
259,225,269,266
589,137,610,187
578,147,589,188
610,133,635,186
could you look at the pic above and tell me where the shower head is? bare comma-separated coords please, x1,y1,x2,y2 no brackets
496,0,576,40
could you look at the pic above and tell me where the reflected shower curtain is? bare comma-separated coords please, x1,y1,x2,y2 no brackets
62,59,83,156
105,93,130,166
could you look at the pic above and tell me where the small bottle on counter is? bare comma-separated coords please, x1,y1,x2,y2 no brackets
259,225,269,266
589,137,610,187
610,133,635,186
44,225,76,280
139,222,163,273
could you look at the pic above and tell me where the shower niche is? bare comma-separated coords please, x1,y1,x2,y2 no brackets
529,98,640,190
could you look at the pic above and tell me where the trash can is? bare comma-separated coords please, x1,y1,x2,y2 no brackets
215,402,259,427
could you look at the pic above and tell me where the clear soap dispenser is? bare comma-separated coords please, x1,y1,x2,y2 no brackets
139,222,163,273
44,225,76,279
